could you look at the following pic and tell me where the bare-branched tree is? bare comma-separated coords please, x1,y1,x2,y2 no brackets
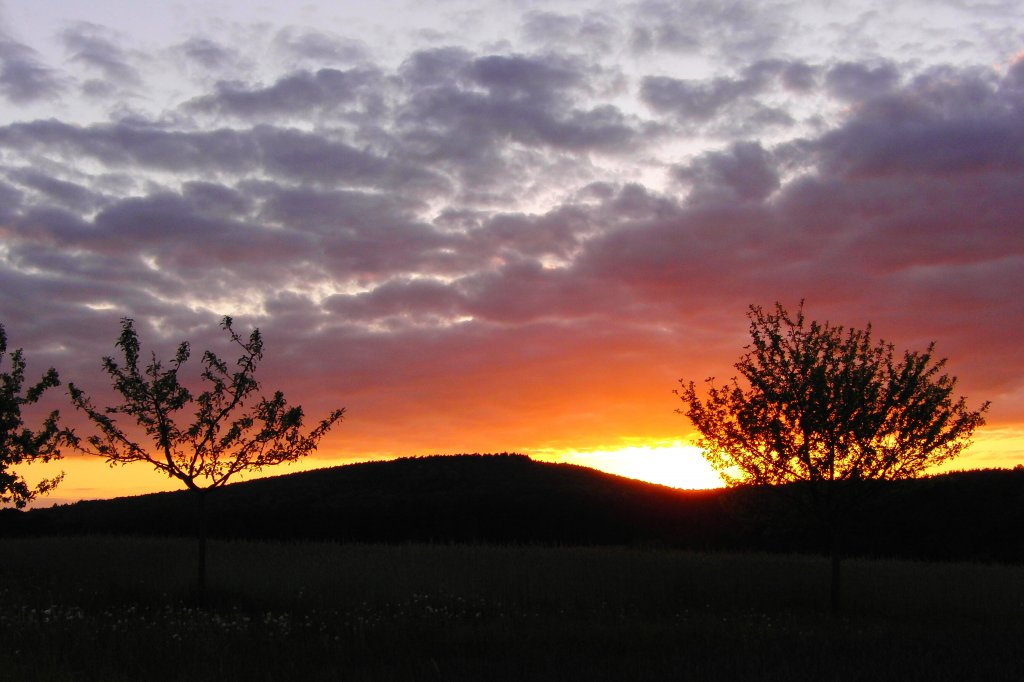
69,316,344,598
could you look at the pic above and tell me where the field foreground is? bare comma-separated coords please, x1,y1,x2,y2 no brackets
2,537,1023,681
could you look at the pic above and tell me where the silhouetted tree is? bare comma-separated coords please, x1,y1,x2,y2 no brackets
69,316,344,599
677,302,989,613
1,323,72,508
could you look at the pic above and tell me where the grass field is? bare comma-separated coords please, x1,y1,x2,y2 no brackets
2,537,1022,681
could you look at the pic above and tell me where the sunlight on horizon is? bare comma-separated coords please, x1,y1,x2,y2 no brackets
532,442,725,490
19,427,1022,509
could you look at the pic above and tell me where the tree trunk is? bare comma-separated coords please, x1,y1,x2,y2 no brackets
830,529,842,615
195,488,208,603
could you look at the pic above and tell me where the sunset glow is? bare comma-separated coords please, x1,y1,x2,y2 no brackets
2,0,1022,505
534,443,725,490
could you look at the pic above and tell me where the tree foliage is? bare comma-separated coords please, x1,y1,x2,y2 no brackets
69,316,344,490
676,302,989,612
678,302,988,491
0,323,71,508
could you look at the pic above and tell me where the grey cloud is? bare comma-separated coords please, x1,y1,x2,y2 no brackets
180,181,253,218
741,59,819,92
399,50,642,168
398,47,472,86
675,141,780,203
641,74,766,121
273,27,367,63
61,22,142,87
780,61,818,92
10,205,96,248
814,67,1024,179
825,61,900,102
176,37,235,69
457,258,617,324
468,54,585,101
186,67,381,119
256,185,458,279
0,35,63,102
7,168,101,212
0,120,449,196
630,0,788,59
3,190,308,314
520,11,618,53
0,120,257,173
468,205,590,260
0,179,23,223
252,126,450,194
324,277,465,324
90,192,301,253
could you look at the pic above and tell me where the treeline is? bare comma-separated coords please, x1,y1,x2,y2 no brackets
4,454,1022,563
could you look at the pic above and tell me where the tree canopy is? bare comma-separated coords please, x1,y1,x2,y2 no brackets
69,316,344,491
678,302,988,490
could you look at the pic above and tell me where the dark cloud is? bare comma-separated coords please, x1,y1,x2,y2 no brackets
457,258,623,324
468,205,590,261
7,168,101,212
779,61,818,92
186,67,381,119
180,181,253,218
0,35,63,102
0,120,255,172
825,61,900,102
256,185,457,280
814,67,1024,178
674,141,780,203
398,50,642,179
0,179,24,223
323,277,464,325
640,72,792,132
468,54,585,100
0,119,449,196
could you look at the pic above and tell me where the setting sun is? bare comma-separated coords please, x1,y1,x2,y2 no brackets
532,442,724,490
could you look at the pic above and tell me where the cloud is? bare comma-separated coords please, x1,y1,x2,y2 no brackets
814,66,1024,178
174,37,237,70
520,11,618,54
629,0,789,59
272,27,368,64
0,34,63,102
7,168,101,212
673,140,780,203
400,50,639,155
640,66,796,134
60,22,142,94
185,67,382,120
825,60,900,102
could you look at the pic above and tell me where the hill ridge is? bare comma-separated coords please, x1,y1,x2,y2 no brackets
4,454,1023,563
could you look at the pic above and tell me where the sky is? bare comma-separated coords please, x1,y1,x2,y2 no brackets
1,0,1022,504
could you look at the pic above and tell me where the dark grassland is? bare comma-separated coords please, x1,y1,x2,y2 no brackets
2,537,1023,681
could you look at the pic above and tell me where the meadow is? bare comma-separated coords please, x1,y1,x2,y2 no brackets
2,537,1022,681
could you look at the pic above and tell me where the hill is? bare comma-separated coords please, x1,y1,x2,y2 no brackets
4,454,1023,562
